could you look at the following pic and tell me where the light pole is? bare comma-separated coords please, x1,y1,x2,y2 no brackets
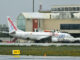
33,0,34,12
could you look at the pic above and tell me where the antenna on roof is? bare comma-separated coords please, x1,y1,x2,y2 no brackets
39,3,42,12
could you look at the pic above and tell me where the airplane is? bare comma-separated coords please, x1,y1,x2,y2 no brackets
7,17,52,42
52,31,80,43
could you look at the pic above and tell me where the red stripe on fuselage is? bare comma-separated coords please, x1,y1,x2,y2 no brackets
8,18,17,31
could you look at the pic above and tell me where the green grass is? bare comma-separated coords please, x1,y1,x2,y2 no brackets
0,45,80,56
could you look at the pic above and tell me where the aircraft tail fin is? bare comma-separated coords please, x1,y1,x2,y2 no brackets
7,17,17,34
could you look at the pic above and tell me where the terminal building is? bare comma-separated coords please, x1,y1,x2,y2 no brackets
17,5,80,37
51,5,80,19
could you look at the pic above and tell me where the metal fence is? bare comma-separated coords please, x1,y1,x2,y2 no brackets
0,43,80,46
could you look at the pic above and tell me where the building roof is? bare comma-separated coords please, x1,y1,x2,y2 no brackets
52,5,80,8
21,12,52,19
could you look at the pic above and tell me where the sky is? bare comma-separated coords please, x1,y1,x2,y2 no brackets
0,0,80,24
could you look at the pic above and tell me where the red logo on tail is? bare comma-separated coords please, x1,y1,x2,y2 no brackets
8,18,17,31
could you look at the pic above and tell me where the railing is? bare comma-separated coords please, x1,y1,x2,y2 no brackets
0,43,80,46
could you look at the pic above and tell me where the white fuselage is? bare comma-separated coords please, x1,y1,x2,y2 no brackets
10,31,52,40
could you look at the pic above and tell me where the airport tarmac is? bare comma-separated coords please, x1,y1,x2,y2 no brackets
0,55,80,60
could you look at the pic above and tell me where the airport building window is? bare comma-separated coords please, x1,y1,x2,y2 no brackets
51,6,80,11
60,24,80,30
68,7,71,11
17,15,26,31
76,7,79,11
73,7,76,11
55,8,58,11
65,7,68,11
62,8,64,11
58,8,61,11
